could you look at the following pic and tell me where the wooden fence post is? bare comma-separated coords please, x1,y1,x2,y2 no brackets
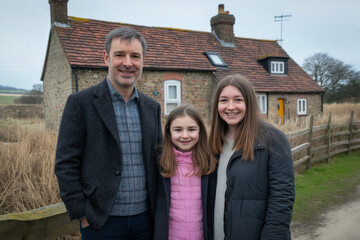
306,115,314,170
347,111,354,155
326,112,332,163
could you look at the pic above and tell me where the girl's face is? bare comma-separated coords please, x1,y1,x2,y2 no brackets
170,115,200,152
218,85,246,127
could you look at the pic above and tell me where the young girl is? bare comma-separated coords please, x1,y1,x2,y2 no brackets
208,75,295,240
154,104,216,240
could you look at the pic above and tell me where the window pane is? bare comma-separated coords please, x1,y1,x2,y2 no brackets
303,101,306,112
209,55,223,65
168,86,177,99
261,96,265,112
271,61,285,73
166,103,178,114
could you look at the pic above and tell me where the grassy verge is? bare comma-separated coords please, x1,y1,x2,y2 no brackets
292,150,360,223
0,95,20,104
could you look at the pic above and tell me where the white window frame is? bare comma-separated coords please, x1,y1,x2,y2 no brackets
271,61,285,74
256,94,267,114
164,80,181,115
297,99,307,115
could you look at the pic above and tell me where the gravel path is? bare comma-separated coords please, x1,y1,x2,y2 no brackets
291,185,360,240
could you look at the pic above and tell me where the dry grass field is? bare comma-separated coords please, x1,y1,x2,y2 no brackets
0,119,59,214
0,102,358,239
0,119,79,239
270,102,360,133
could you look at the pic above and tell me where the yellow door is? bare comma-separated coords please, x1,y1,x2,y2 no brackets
277,98,284,125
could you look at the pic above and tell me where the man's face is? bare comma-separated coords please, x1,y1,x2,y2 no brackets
103,38,144,91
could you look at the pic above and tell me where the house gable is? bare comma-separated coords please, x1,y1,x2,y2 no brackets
42,26,73,129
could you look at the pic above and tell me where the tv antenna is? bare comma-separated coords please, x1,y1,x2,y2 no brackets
274,14,291,46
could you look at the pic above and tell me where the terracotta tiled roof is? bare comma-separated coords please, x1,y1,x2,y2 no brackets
54,17,324,93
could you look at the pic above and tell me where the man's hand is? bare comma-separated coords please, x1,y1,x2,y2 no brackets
81,218,90,228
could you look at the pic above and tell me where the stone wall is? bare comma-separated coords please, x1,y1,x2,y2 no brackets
71,68,108,92
43,28,72,129
139,71,215,126
267,93,322,125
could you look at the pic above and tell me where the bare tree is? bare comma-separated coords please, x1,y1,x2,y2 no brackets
32,84,43,92
334,71,360,102
303,52,360,102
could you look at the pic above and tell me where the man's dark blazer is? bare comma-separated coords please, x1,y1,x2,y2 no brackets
55,79,163,229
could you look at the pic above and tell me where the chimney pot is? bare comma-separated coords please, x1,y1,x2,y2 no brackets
218,4,224,14
225,11,230,14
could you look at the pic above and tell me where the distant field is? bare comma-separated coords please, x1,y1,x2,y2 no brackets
0,90,27,94
0,95,21,104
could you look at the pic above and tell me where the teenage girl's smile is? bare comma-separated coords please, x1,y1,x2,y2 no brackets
170,115,200,152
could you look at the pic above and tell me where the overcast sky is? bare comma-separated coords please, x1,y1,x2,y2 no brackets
0,0,359,90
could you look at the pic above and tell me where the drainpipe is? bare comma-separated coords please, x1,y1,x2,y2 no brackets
72,68,78,92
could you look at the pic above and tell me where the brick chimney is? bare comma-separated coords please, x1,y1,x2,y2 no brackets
49,0,69,24
210,4,235,43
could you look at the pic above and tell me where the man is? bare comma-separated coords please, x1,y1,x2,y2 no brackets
55,27,162,239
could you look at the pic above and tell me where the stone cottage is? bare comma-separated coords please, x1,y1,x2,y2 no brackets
41,0,324,129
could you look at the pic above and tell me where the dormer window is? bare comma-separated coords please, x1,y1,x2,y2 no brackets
257,56,288,75
204,52,227,68
271,61,285,74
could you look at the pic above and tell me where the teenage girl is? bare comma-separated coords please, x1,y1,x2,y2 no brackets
208,75,295,239
154,104,216,240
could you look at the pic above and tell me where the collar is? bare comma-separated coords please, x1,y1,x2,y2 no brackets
173,147,193,164
106,77,139,102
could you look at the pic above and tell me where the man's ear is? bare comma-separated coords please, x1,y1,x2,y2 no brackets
103,50,109,65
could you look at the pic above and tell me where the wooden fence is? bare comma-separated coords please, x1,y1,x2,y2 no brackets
287,111,360,171
0,112,359,239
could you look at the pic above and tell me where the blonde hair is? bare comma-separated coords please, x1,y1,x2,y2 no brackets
209,75,260,160
160,104,216,177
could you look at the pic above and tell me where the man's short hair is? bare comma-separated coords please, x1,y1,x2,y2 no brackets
105,27,147,57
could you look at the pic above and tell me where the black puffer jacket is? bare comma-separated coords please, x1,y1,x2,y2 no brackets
208,123,295,240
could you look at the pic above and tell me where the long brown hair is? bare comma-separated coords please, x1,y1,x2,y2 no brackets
209,75,260,160
160,104,216,178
